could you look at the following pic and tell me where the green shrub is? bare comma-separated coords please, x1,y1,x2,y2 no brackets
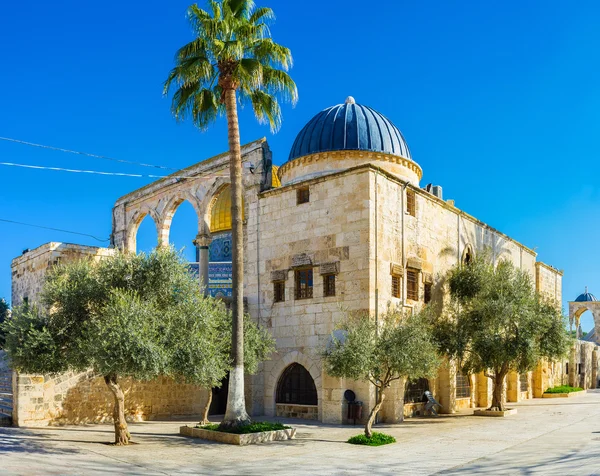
544,385,584,394
347,432,396,446
196,421,291,434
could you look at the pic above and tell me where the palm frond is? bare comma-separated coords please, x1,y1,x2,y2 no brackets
227,0,255,19
252,38,293,70
249,6,274,24
248,90,282,132
260,67,298,105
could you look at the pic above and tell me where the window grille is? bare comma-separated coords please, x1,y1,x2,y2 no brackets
519,373,528,392
323,274,336,297
274,281,285,303
424,283,432,304
406,189,416,216
404,378,430,404
407,269,419,301
392,275,401,298
456,370,471,398
297,187,310,205
276,363,318,405
295,268,313,299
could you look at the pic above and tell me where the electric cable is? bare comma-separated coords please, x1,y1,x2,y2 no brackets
0,218,110,242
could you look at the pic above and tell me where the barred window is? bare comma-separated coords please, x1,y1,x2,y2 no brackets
424,283,432,304
406,189,416,217
519,373,528,392
407,269,419,301
297,187,310,204
456,370,471,398
392,274,401,298
295,268,313,299
404,378,429,404
274,281,285,303
323,274,336,297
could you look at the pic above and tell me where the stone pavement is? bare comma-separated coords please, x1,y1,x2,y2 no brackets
1,391,600,475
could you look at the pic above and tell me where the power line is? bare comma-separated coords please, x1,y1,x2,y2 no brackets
0,218,110,242
0,162,230,181
0,136,180,171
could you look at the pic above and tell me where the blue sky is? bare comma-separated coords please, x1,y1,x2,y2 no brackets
1,1,600,330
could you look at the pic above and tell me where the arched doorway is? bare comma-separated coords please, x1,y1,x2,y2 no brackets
276,363,318,420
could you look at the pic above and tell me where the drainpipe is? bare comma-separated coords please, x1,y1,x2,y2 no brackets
401,181,409,308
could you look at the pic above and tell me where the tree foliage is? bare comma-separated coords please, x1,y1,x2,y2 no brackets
2,248,274,444
431,254,572,411
323,308,440,437
0,298,10,348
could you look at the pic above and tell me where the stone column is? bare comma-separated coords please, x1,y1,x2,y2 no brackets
193,234,212,296
569,343,577,388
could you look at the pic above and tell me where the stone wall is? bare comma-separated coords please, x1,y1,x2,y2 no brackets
11,243,114,307
14,371,208,427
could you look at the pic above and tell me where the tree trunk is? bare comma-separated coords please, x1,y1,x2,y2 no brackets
104,374,131,445
221,85,251,428
365,389,385,438
490,369,507,411
199,389,213,425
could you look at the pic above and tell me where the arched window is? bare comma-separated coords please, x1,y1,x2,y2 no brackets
276,363,317,405
404,378,429,403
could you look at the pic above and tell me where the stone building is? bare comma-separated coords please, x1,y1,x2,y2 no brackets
11,97,590,426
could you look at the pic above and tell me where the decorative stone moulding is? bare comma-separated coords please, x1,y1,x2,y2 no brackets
270,270,288,281
319,261,340,275
422,272,433,284
292,253,312,268
390,263,403,276
179,426,296,445
542,390,586,398
406,258,423,270
474,409,517,417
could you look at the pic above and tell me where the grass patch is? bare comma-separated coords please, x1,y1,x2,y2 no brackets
347,432,396,446
196,421,291,434
544,385,584,394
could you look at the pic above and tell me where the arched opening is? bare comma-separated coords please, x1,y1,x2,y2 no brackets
276,363,317,405
455,370,471,399
135,214,158,254
577,310,594,338
168,200,200,263
404,378,429,404
462,245,474,266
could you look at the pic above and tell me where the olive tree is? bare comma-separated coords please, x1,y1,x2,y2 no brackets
2,248,274,445
432,255,571,411
323,309,440,438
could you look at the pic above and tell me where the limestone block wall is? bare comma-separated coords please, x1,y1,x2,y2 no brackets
252,167,373,422
13,371,208,427
11,243,114,307
536,262,563,304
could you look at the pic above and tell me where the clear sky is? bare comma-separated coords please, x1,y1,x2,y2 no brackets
1,1,600,330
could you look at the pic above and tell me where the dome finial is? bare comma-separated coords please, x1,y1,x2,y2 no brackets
345,96,356,105
586,286,588,294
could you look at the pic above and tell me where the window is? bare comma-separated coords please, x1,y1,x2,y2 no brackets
323,274,336,297
407,269,419,301
295,268,313,299
463,246,473,266
276,363,318,405
406,189,416,216
297,187,310,204
391,274,401,298
519,373,528,392
424,283,432,304
274,281,285,303
404,378,430,404
456,370,471,398
566,362,569,374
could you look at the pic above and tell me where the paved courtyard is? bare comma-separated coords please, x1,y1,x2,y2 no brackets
1,390,600,475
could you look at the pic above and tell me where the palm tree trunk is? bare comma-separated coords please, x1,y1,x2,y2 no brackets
221,86,251,428
104,374,131,445
365,389,385,438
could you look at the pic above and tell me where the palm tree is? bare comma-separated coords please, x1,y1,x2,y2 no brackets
164,0,297,428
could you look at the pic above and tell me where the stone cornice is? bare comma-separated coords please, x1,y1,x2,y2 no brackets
278,150,423,182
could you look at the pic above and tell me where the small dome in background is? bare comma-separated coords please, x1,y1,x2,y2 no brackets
575,287,597,302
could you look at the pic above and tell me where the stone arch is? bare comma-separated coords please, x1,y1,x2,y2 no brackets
125,206,160,253
265,351,322,415
569,301,600,339
276,363,318,405
157,192,203,246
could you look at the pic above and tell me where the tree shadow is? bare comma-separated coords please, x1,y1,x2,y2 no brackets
0,427,79,455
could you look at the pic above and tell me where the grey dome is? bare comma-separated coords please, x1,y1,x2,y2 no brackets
288,99,411,162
